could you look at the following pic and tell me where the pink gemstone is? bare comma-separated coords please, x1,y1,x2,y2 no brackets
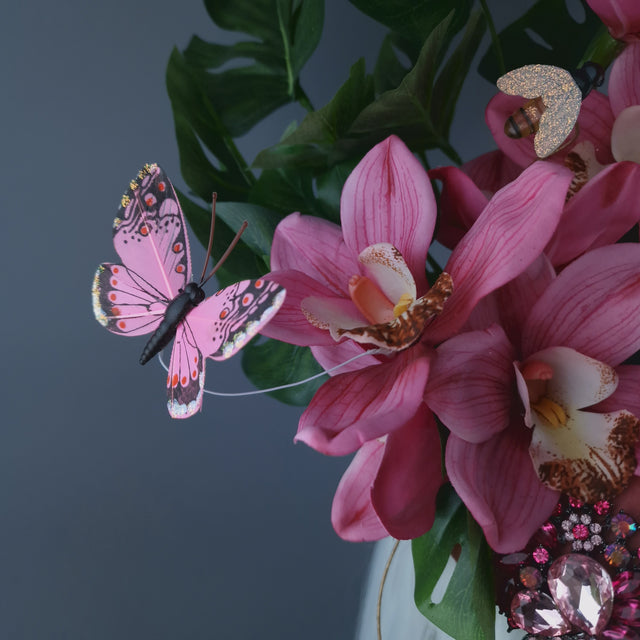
547,554,614,635
614,571,640,599
614,599,640,627
520,566,543,589
533,546,550,564
569,496,583,508
595,500,611,515
573,524,589,540
510,590,571,637
600,625,640,640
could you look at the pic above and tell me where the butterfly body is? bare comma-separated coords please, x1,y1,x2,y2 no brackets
93,163,286,418
139,282,205,365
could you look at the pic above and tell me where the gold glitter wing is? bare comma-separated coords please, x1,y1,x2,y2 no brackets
497,64,582,159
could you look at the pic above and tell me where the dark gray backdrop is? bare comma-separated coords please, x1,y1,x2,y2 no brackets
2,0,530,638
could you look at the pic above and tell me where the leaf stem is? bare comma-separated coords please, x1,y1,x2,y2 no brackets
479,0,505,76
377,539,400,640
295,81,315,112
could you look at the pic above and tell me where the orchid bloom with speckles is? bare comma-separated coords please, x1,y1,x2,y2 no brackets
425,244,640,553
262,135,575,541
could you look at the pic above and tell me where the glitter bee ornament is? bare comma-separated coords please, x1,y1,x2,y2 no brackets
497,62,604,158
92,164,286,418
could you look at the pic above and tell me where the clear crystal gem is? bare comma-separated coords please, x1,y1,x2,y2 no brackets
547,554,614,635
510,589,571,637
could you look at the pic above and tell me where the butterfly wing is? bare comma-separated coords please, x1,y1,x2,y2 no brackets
112,163,191,300
92,262,165,336
166,279,286,418
497,65,582,158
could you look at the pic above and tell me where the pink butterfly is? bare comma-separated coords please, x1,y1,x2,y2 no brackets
92,163,286,418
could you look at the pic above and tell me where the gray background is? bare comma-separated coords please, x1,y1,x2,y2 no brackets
2,0,528,638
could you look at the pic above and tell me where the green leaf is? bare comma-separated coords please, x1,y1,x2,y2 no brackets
412,485,495,640
253,59,374,170
166,48,253,203
431,9,486,140
478,0,604,83
241,340,325,405
347,0,472,63
315,158,360,223
176,190,265,287
214,201,281,259
374,34,410,95
249,167,322,218
349,14,457,155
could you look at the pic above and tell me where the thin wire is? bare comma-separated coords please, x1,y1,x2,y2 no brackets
157,348,383,397
199,193,217,285
377,539,400,640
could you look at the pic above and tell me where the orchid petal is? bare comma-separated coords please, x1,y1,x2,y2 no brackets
296,348,431,456
301,295,368,335
446,427,560,553
359,243,417,303
425,325,515,443
530,409,639,502
546,161,640,265
462,150,523,197
585,0,640,41
340,136,435,293
372,407,445,539
524,346,618,410
522,244,640,365
594,364,640,416
261,270,341,345
611,106,640,163
429,161,573,343
271,213,357,296
310,342,382,376
514,364,534,428
331,440,389,542
609,43,640,116
429,166,489,249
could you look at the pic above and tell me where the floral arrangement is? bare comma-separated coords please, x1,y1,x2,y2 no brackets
164,0,640,638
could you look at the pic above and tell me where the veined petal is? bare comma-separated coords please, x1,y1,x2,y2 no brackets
524,346,618,410
372,407,445,539
530,409,639,502
429,165,489,249
425,325,515,443
301,295,368,334
429,161,573,343
271,213,357,296
609,43,640,116
546,161,640,266
585,0,640,41
261,270,342,346
340,136,435,294
295,348,431,456
446,427,560,553
331,440,389,542
359,243,416,303
462,150,523,197
593,364,640,416
522,244,640,365
310,342,382,376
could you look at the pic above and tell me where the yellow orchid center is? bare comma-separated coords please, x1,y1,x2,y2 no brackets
393,292,414,317
521,360,568,428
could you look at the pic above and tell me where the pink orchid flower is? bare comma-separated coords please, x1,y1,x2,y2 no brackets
585,0,640,41
425,244,640,553
434,42,640,268
263,135,574,540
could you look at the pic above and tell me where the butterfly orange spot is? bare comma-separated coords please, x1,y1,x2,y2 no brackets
176,265,184,273
167,374,170,386
173,243,182,253
118,320,126,329
112,267,119,274
181,375,187,386
172,374,178,388
193,355,198,363
145,197,154,206
242,296,250,305
255,279,263,288
109,293,117,301
191,369,197,379
111,278,118,287
220,309,228,319
158,182,165,192
140,225,149,236
112,307,120,316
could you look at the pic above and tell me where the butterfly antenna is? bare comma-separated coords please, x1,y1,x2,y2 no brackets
201,220,249,287
199,193,218,284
